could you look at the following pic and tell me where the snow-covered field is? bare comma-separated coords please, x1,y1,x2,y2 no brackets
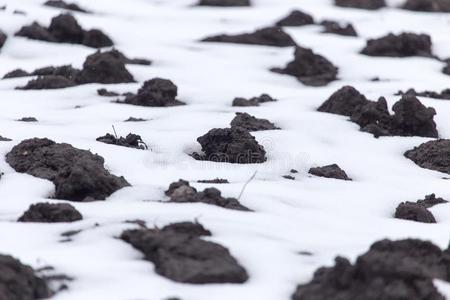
0,0,450,299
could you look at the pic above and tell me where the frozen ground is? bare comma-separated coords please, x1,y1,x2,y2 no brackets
1,0,450,299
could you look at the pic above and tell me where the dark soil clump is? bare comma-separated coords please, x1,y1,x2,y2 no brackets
17,75,76,90
202,26,296,47
394,202,436,223
97,88,119,97
230,112,279,131
0,30,6,49
403,0,450,12
3,69,30,79
198,0,250,6
405,139,450,174
16,13,113,48
0,254,52,300
44,0,89,13
444,60,450,76
122,78,185,107
275,10,315,27
96,133,148,150
308,164,351,180
361,33,433,57
18,202,82,223
165,179,249,211
6,138,130,201
232,94,276,107
120,221,249,284
292,238,449,300
18,117,38,122
318,86,369,116
198,178,229,184
321,20,357,37
417,193,448,208
396,88,450,100
271,46,338,86
334,0,386,10
193,127,267,164
124,117,147,122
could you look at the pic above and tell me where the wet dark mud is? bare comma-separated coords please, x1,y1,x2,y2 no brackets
230,112,280,131
120,221,249,284
96,133,148,150
6,138,130,201
335,0,386,10
275,10,315,27
308,164,352,180
18,202,82,223
405,139,450,174
122,78,185,107
361,33,433,57
232,93,277,107
320,20,357,36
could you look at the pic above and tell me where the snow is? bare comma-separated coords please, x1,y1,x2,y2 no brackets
0,0,450,299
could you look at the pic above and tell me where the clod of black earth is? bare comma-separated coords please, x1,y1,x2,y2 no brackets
16,13,113,48
444,60,450,76
44,0,89,13
321,20,357,37
396,88,450,100
232,93,277,107
3,69,30,79
75,50,135,84
0,30,6,49
18,202,82,223
404,139,450,175
334,0,386,9
361,33,433,57
124,117,147,122
97,88,119,97
96,133,148,150
198,0,250,6
17,75,76,90
106,48,152,65
271,46,338,86
275,10,315,27
18,117,38,122
122,78,185,107
283,175,295,180
0,135,12,141
202,26,296,47
6,138,130,201
309,164,352,180
230,112,279,131
161,221,212,237
33,65,80,80
318,85,369,116
120,221,249,284
417,193,448,208
394,202,436,223
403,0,450,12
197,178,229,184
165,179,250,211
0,254,52,300
193,127,267,164
292,239,449,300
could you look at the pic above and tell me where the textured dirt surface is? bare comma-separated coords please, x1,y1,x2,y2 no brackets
96,133,147,150
122,78,185,107
403,0,450,12
308,164,352,180
44,0,89,13
405,139,450,175
198,0,250,6
18,202,83,223
0,30,6,49
275,10,314,27
361,33,433,57
394,202,437,223
232,94,277,107
230,112,279,131
321,20,357,37
396,88,450,100
334,0,386,10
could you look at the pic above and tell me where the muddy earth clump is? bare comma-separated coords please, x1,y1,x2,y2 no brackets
198,0,250,6
6,138,130,201
124,117,147,122
394,202,436,223
202,26,296,47
193,127,267,164
321,20,357,37
318,86,369,116
18,117,38,122
405,139,450,174
232,93,277,107
403,0,450,12
44,0,89,13
275,10,315,27
272,46,338,86
197,178,229,184
292,238,450,300
444,60,450,76
230,112,279,131
309,164,351,180
334,0,386,9
16,13,112,48
396,88,450,100
96,133,147,150
417,193,448,208
165,179,249,211
122,78,185,107
121,221,249,284
361,33,433,57
97,88,119,97
3,69,30,79
0,30,6,49
18,75,76,90
0,254,52,300
18,202,82,223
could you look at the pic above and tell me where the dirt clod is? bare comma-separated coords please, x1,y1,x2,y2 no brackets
6,138,130,201
0,255,52,300
44,0,89,13
82,29,113,48
271,46,338,86
292,238,449,300
275,10,315,27
232,94,277,107
96,133,148,150
309,164,351,180
396,88,450,100
230,112,279,131
198,0,250,6
121,222,249,284
198,178,229,184
403,0,450,12
18,117,38,122
334,0,386,10
193,127,267,164
18,202,82,223
417,194,448,208
361,33,433,57
165,179,249,211
17,75,76,90
124,117,147,122
405,139,450,175
3,69,30,79
0,30,6,49
321,20,357,37
202,26,296,47
122,78,185,107
394,202,436,223
318,86,369,116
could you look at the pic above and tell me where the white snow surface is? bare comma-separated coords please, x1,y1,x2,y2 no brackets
1,0,450,299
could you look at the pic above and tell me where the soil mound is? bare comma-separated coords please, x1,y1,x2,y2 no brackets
403,0,450,12
361,33,433,57
230,112,279,131
308,164,351,180
394,202,436,223
96,133,147,150
44,0,89,13
396,88,450,100
404,139,450,174
18,202,82,222
275,10,314,27
0,30,6,49
198,0,250,6
122,78,185,107
334,0,386,9
232,94,277,106
321,20,357,36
